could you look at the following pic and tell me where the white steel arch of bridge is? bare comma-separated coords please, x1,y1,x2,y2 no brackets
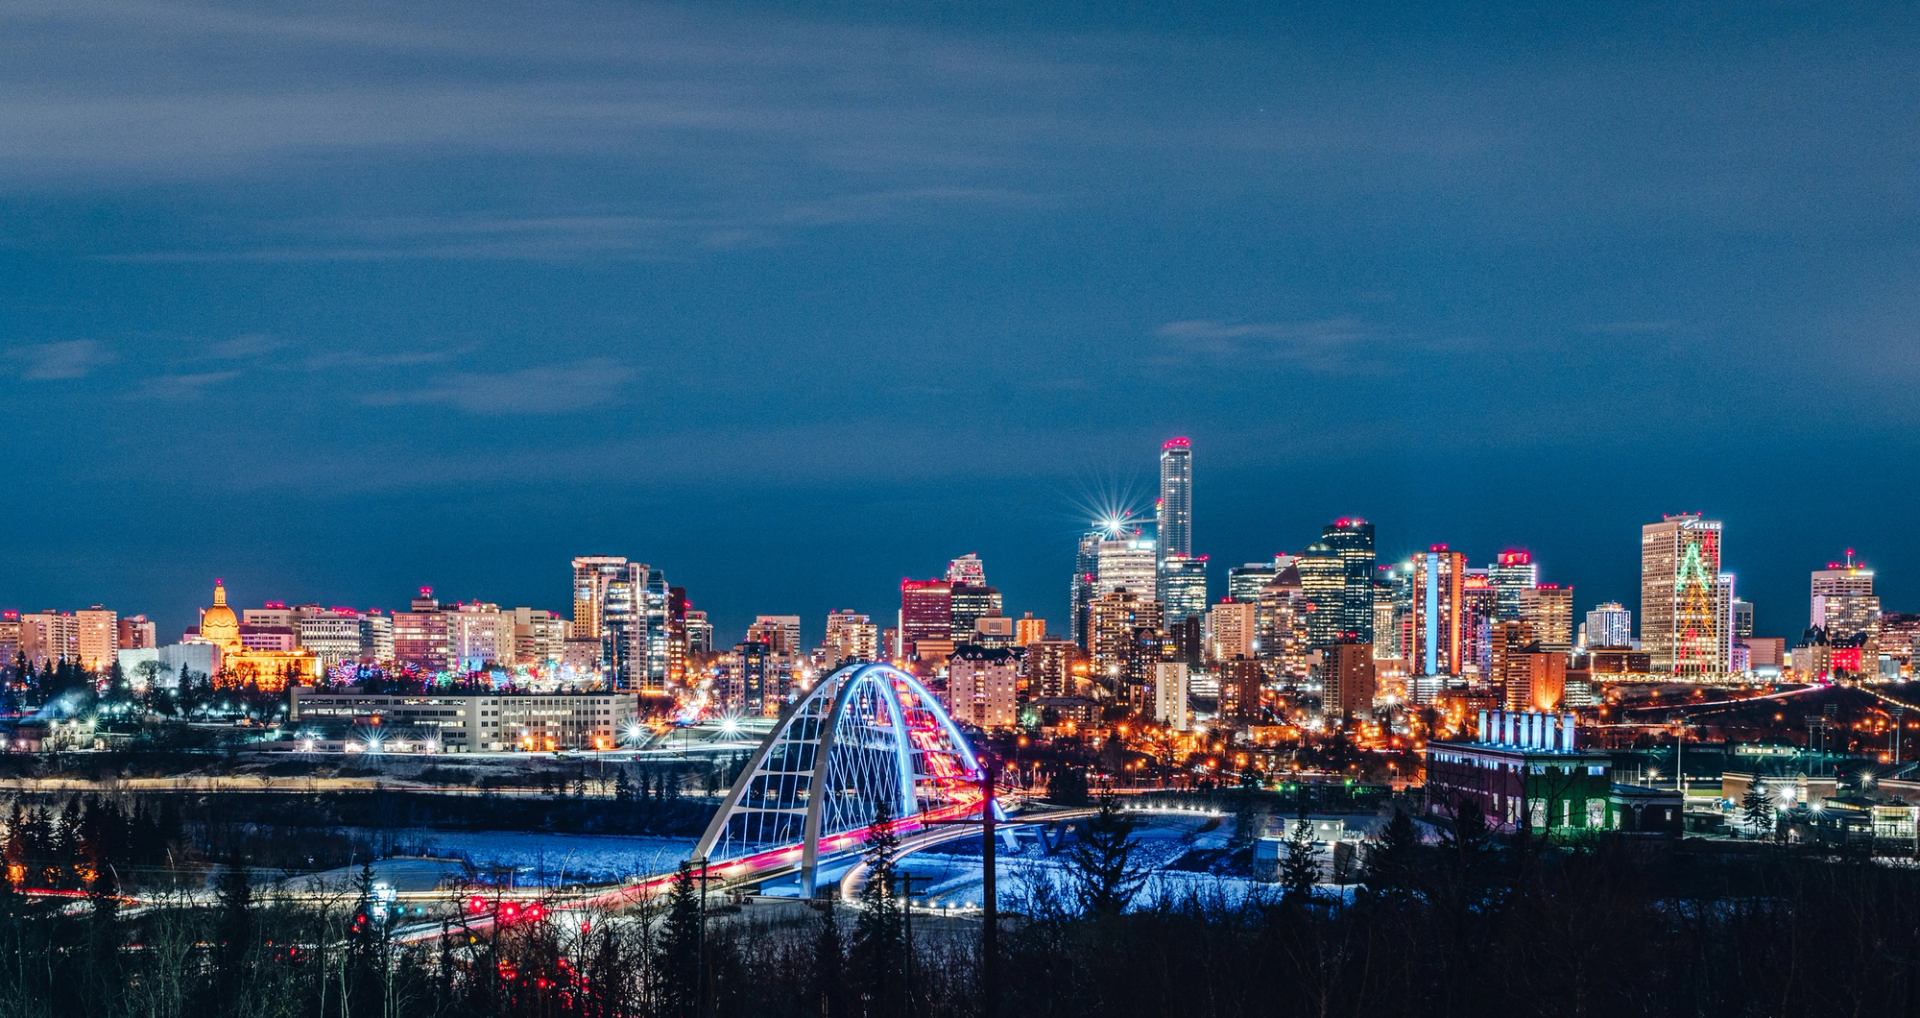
692,661,991,895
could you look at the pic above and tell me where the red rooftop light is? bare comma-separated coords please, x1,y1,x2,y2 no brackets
1162,436,1191,450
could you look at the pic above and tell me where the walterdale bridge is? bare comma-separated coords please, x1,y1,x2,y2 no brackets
390,662,1098,941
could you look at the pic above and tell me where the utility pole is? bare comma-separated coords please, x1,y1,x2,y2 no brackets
981,753,998,1018
690,856,721,1018
1895,708,1905,767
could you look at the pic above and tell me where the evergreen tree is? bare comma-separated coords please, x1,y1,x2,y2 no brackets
1066,790,1145,919
850,799,907,1015
655,862,703,1018
810,904,847,1018
1279,812,1321,906
1742,785,1776,836
211,859,254,1000
1363,806,1423,902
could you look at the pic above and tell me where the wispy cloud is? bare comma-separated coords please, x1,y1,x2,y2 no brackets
1157,317,1381,362
361,357,634,415
10,339,116,380
125,369,240,401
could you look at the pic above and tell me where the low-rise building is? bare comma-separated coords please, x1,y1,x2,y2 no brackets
1426,710,1614,833
289,688,639,753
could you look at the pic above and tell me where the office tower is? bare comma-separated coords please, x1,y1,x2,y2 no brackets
299,608,366,669
1732,598,1754,640
949,585,1004,643
641,572,672,690
748,615,803,657
1096,535,1158,600
1157,437,1193,566
1489,619,1535,706
1503,647,1567,713
1585,602,1633,649
571,556,639,641
1227,561,1277,605
1518,584,1575,654
823,610,880,665
1152,660,1191,731
1321,642,1377,720
118,615,156,652
1811,551,1881,650
684,610,713,656
899,579,953,658
1299,542,1345,647
1322,518,1377,643
1409,546,1467,676
1207,599,1257,662
361,613,395,666
19,611,79,668
663,588,689,685
946,553,987,587
1461,570,1495,676
1013,613,1047,648
1378,559,1416,663
734,640,772,716
1158,554,1209,626
1488,550,1539,622
75,607,118,672
1640,514,1728,677
947,648,1019,729
1069,529,1103,648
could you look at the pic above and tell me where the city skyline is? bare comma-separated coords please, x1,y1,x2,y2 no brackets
5,2,1918,648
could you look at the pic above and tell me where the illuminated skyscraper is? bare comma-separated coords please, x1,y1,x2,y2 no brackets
1069,529,1102,648
1488,550,1538,622
1298,542,1345,647
571,556,639,641
1157,437,1193,566
1518,584,1575,654
1461,570,1495,676
1206,599,1257,661
1811,551,1880,648
1158,554,1209,626
1096,536,1158,601
948,585,1004,644
1322,518,1377,643
1640,514,1728,677
75,606,118,673
898,579,952,658
1227,561,1277,605
823,610,879,665
946,553,987,587
1584,602,1633,649
1410,546,1467,676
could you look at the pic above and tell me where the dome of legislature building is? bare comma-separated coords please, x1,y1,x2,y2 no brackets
196,579,316,690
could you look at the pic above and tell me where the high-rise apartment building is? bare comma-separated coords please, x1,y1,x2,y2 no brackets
823,610,879,665
446,602,514,671
19,611,79,668
1157,437,1193,566
75,607,118,672
1013,613,1047,648
570,556,639,641
299,608,368,670
747,615,804,657
1152,660,1191,731
1409,546,1467,676
1640,514,1728,677
1206,599,1257,662
1322,518,1377,644
1087,591,1156,676
1584,602,1633,649
392,588,450,672
1321,642,1377,720
116,615,157,651
947,649,1018,729
1025,639,1083,698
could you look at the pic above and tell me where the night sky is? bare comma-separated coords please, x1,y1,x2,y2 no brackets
3,2,1917,644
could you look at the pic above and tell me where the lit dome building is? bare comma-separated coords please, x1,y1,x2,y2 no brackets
196,579,318,691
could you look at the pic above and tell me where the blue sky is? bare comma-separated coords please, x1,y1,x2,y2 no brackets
2,1,1917,642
